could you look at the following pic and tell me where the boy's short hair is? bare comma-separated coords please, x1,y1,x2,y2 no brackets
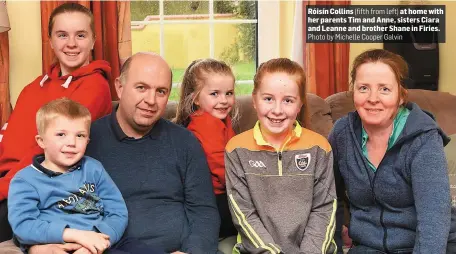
36,98,91,135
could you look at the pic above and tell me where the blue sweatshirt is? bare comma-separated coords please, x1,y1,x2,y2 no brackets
8,155,128,246
85,110,220,253
329,102,454,253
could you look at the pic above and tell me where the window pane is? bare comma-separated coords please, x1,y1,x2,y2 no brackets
131,24,160,54
216,23,256,96
214,1,257,20
164,0,209,16
130,1,258,101
216,23,256,79
130,1,159,21
163,24,210,82
234,79,254,97
165,23,210,101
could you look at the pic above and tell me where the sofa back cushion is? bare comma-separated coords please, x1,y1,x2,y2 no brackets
325,89,456,135
307,93,334,137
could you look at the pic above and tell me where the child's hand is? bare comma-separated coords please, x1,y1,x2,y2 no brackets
29,243,82,254
63,228,110,254
73,247,92,254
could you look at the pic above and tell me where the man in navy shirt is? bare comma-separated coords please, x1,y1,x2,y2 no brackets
28,52,220,254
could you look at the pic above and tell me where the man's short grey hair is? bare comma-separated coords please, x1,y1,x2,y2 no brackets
118,54,135,84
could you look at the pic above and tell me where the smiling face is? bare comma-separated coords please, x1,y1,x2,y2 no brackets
36,116,89,173
353,62,404,129
194,73,235,120
115,53,172,138
253,72,302,145
49,12,94,76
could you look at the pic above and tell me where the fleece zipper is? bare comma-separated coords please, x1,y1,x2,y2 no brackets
372,152,392,254
277,135,293,176
370,133,422,254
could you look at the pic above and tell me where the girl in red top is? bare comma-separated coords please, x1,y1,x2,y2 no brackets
0,3,112,242
174,59,239,238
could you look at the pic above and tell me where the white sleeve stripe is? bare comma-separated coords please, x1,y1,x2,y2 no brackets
1,123,7,130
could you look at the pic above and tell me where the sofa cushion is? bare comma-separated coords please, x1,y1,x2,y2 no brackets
407,90,456,135
233,95,256,134
325,91,354,124
325,89,456,135
307,93,334,138
163,100,177,120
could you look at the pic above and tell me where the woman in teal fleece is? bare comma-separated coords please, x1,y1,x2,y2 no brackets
329,49,456,254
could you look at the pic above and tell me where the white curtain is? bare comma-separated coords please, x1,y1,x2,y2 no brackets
291,0,303,67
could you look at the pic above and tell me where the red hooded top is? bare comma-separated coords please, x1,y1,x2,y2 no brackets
0,60,113,200
187,111,236,195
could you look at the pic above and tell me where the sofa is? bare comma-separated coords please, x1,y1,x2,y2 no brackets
193,89,454,254
167,89,456,254
166,88,456,252
1,89,455,254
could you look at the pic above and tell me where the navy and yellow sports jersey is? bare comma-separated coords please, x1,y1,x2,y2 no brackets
225,121,337,254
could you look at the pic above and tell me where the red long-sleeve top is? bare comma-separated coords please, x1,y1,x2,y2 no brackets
187,111,235,195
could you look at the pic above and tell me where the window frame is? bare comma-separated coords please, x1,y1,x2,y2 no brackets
130,0,259,86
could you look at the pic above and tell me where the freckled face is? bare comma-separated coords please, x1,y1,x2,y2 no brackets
253,72,302,144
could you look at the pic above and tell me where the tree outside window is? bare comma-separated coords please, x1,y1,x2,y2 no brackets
131,0,258,101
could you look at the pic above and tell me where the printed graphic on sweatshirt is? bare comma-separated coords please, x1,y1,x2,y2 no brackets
295,153,311,171
249,160,266,168
57,182,104,215
0,123,5,142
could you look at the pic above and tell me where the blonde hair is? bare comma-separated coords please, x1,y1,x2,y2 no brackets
173,58,239,126
253,58,309,128
36,98,91,135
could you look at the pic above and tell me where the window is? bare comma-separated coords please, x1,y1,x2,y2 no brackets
131,0,258,101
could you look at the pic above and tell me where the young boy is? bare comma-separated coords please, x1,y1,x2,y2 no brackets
7,98,163,254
